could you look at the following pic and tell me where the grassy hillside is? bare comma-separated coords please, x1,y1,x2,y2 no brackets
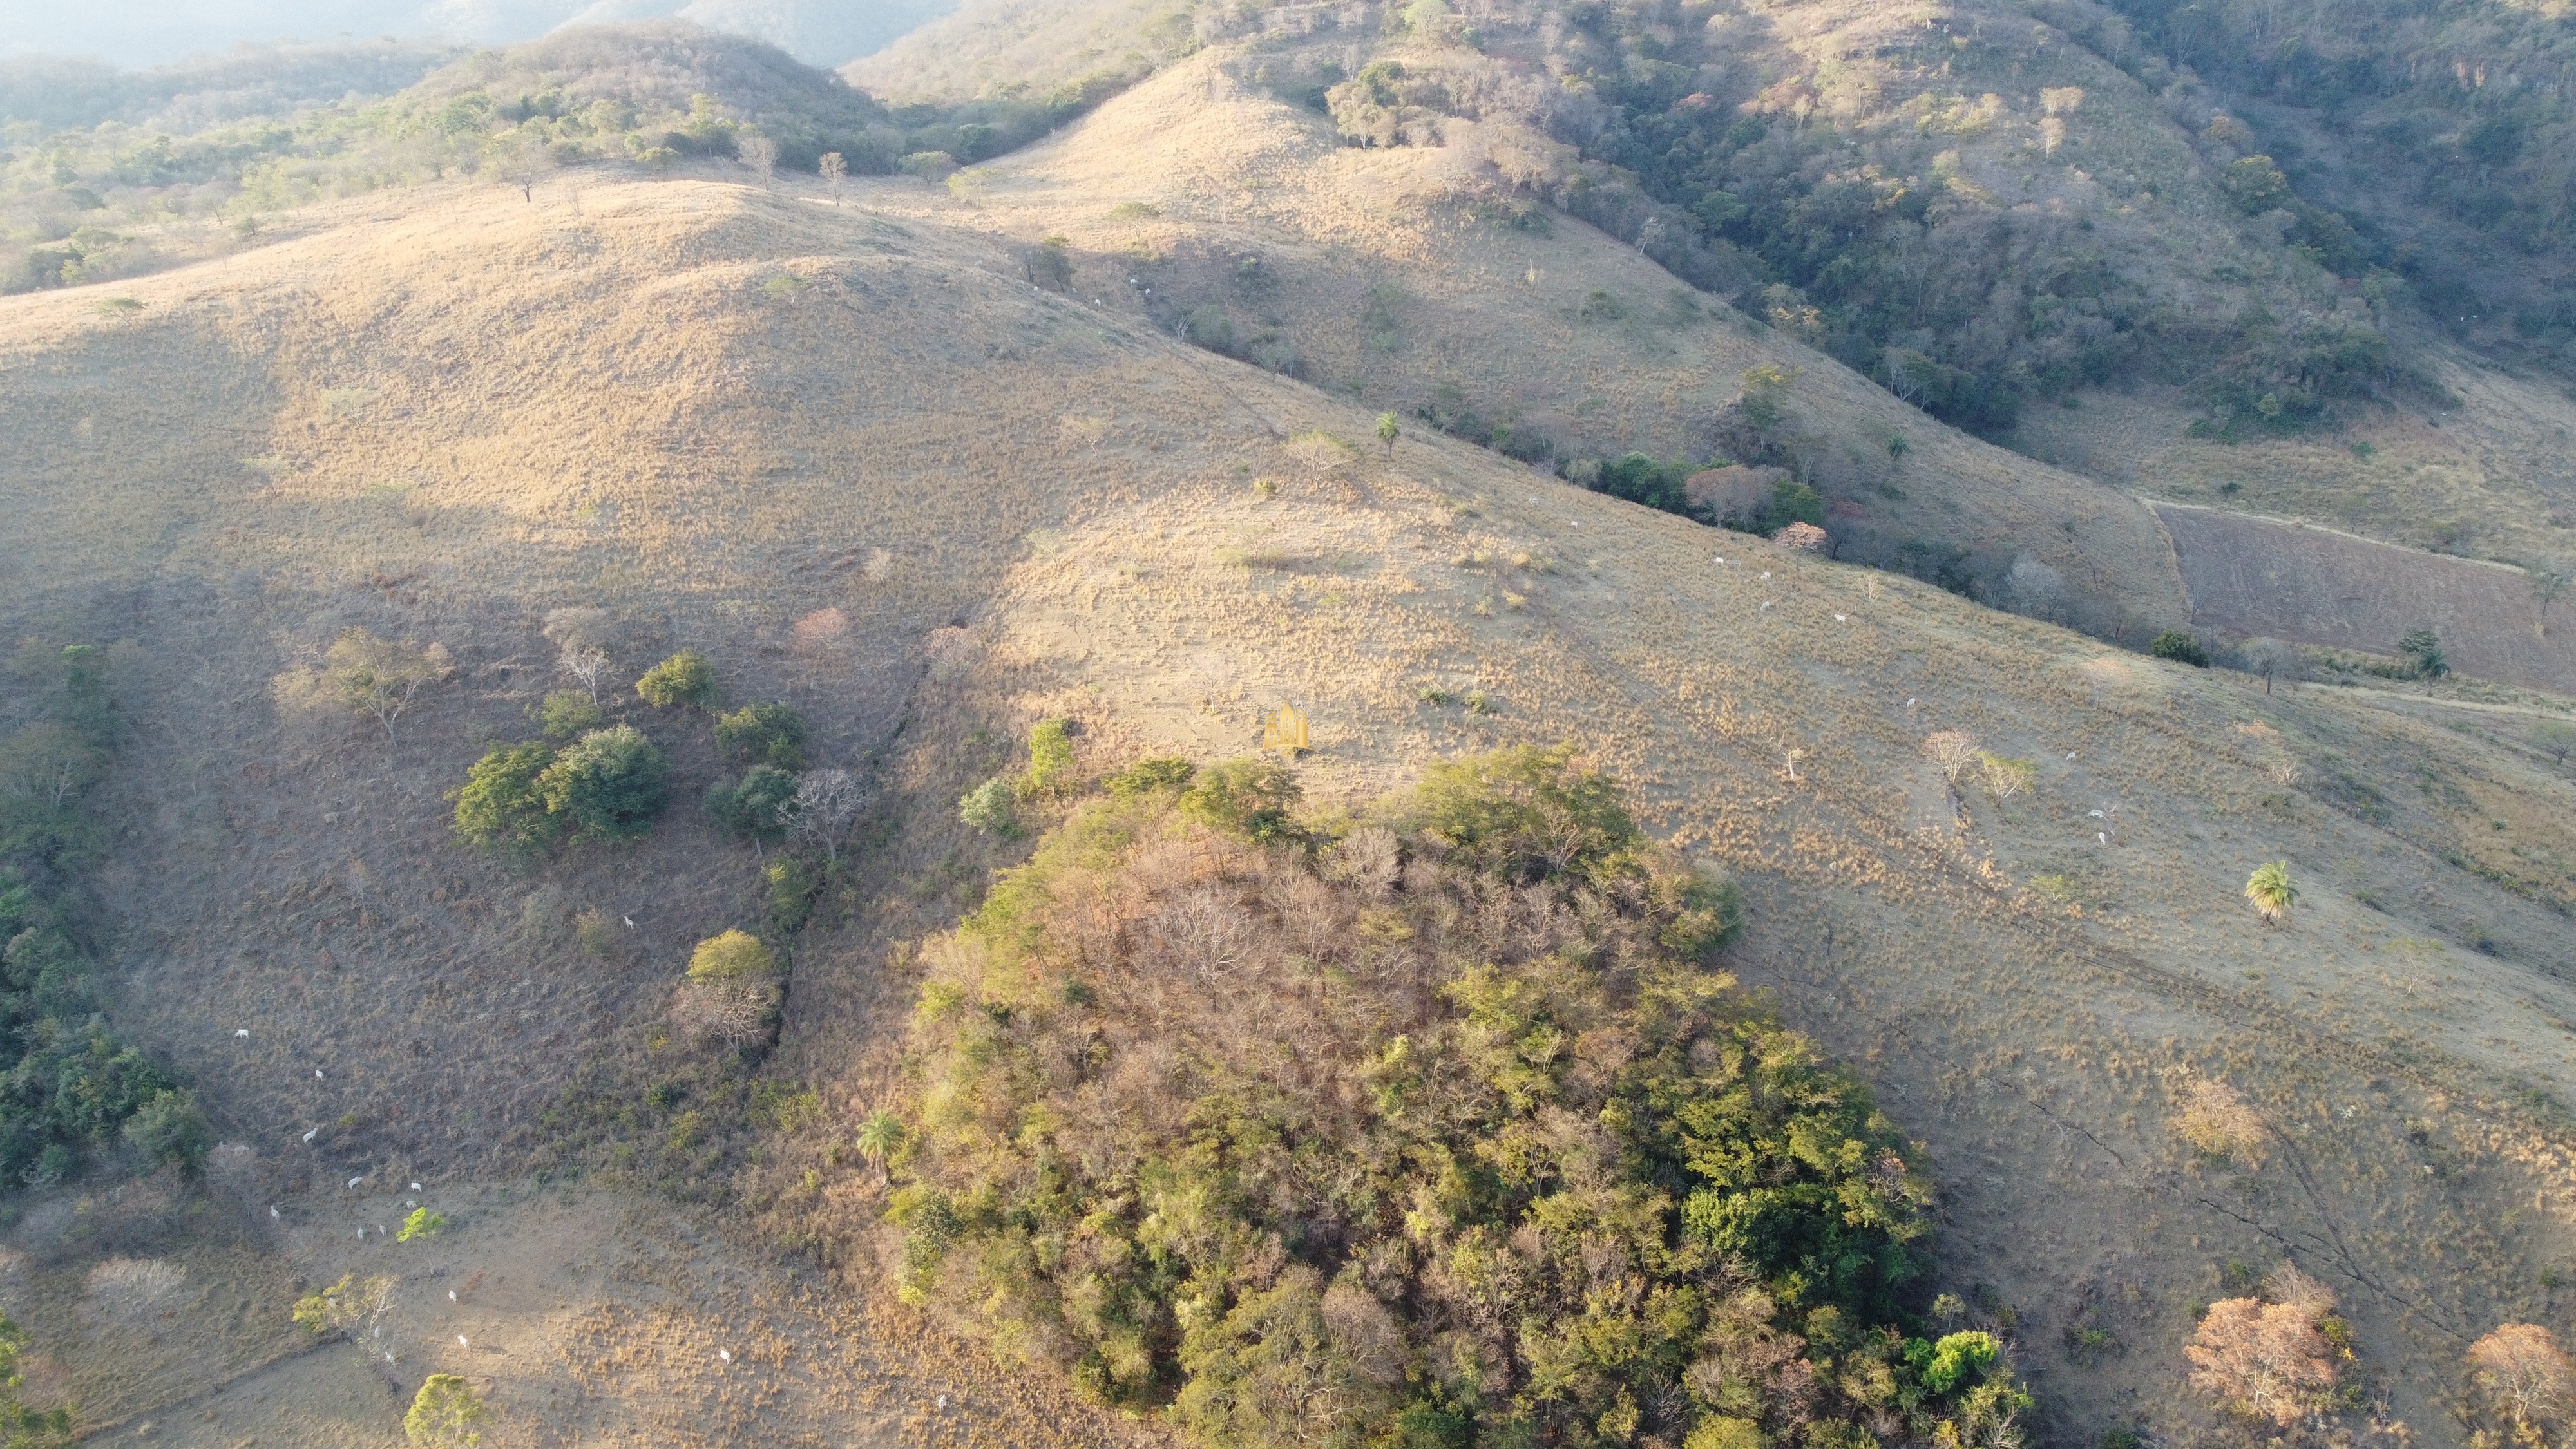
879,54,2193,634
6,164,2570,1441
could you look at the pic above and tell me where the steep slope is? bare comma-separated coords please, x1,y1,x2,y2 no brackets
8,167,2576,1443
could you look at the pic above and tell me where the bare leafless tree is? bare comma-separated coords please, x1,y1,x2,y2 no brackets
791,768,867,867
1147,886,1259,979
819,150,847,206
1921,730,1980,784
558,645,611,705
737,133,779,189
671,975,779,1048
323,629,453,742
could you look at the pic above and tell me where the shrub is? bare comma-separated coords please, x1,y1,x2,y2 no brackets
886,755,2020,1446
959,777,1018,837
0,1318,68,1444
2150,630,2211,667
452,743,561,856
706,764,800,840
1107,757,1196,797
405,1374,486,1447
714,701,805,769
2172,1076,2270,1164
2244,861,2298,925
397,1208,446,1242
1177,757,1302,843
687,929,776,981
293,1272,395,1339
537,726,669,840
1022,718,1076,796
634,649,716,709
766,857,817,933
538,690,602,741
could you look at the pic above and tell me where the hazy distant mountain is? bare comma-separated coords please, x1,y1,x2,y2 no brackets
2,0,951,70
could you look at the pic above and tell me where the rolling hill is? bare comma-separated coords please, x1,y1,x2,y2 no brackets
8,10,2576,1446
1,144,2575,1443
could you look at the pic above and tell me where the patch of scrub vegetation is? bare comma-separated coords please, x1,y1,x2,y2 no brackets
883,746,2028,1446
0,645,209,1186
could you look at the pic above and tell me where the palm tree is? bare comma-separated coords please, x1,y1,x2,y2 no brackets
855,1110,906,1186
2245,861,2298,925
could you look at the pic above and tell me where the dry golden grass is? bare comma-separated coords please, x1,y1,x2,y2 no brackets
6,156,2576,1447
851,54,2197,639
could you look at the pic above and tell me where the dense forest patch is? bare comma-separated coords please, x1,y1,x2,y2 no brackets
884,747,2027,1448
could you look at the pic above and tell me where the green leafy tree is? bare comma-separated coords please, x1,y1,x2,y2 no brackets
959,777,1018,837
405,1374,486,1446
767,857,819,932
714,701,806,769
2532,563,2570,637
1738,363,1799,435
452,743,561,857
2399,629,2448,681
1022,719,1076,797
397,1208,446,1242
537,726,669,840
1375,412,1399,451
706,765,799,841
2151,630,2211,667
634,650,716,710
1178,757,1302,843
1755,478,1827,533
120,1090,212,1174
292,1272,396,1340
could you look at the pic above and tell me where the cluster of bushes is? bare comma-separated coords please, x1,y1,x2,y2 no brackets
956,718,1077,839
891,745,2028,1448
0,645,209,1186
450,650,702,857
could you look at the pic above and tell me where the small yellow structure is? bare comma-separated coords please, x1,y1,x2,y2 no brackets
1262,705,1310,755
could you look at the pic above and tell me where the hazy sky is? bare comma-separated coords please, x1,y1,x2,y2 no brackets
0,0,947,68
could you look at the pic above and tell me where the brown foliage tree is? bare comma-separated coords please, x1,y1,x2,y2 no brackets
2186,1290,2342,1425
2468,1323,2576,1434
